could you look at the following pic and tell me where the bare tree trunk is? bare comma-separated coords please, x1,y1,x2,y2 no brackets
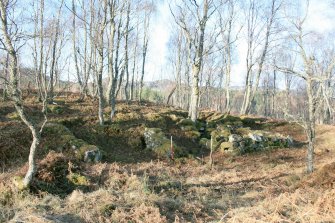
306,79,315,173
139,13,149,103
130,27,139,101
110,7,123,120
106,0,116,106
189,0,209,122
72,0,84,100
0,1,44,188
174,30,182,107
166,84,177,105
271,68,276,116
96,0,108,125
241,0,278,115
35,0,45,102
124,1,131,103
49,0,64,104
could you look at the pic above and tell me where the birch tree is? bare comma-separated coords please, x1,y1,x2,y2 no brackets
171,0,215,122
277,3,335,172
138,3,152,103
0,0,47,188
240,0,281,115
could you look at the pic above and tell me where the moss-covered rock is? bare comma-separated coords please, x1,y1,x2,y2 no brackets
220,142,234,153
67,173,90,186
48,105,64,114
235,127,252,136
76,145,102,163
181,125,197,131
143,128,183,158
177,118,194,127
169,114,181,122
184,130,201,139
211,127,231,146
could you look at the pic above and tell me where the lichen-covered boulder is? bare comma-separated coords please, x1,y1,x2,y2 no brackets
84,149,102,163
286,136,294,147
177,119,202,140
228,134,243,143
248,133,264,142
76,145,102,163
220,142,234,153
143,128,182,158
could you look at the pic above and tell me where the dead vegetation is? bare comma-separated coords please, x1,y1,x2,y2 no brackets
0,95,335,222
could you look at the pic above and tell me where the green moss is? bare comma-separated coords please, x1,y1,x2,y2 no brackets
68,138,86,148
115,112,141,122
223,114,242,122
235,127,252,136
6,111,20,120
181,125,197,131
211,129,230,142
67,173,89,186
53,99,65,105
43,123,72,135
48,105,64,114
241,117,256,126
208,113,225,122
220,142,234,152
184,130,201,139
76,145,99,160
128,136,145,149
12,176,28,191
154,140,183,158
59,117,84,128
145,113,166,126
199,138,210,149
178,119,194,126
207,121,216,129
169,114,181,122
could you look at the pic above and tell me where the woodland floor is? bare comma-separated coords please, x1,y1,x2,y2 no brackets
0,93,335,223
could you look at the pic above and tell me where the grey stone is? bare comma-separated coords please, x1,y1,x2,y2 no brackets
229,134,243,143
248,133,263,142
84,150,102,163
286,136,294,147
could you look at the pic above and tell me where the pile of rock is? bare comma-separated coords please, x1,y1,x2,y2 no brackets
198,114,294,155
201,127,294,155
143,128,182,158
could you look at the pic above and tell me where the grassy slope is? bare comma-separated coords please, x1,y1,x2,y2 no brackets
0,95,334,222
